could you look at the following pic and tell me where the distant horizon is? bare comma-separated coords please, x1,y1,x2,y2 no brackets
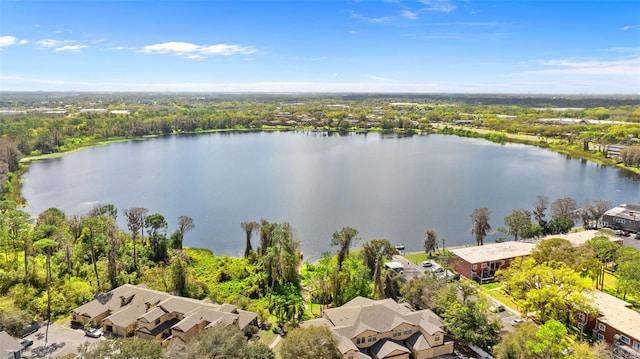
1,90,639,97
1,1,638,94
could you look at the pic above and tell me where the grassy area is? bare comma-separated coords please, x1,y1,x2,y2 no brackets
404,252,428,264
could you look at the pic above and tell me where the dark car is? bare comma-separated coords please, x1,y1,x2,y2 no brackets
20,338,34,348
489,304,505,313
21,321,41,338
635,233,640,240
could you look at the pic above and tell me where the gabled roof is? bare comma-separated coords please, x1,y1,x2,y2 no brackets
0,331,22,353
406,331,432,351
592,291,640,341
324,297,441,339
370,338,410,358
300,296,447,355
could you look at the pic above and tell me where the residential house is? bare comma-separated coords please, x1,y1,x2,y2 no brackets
448,241,536,283
602,204,640,233
0,331,22,359
577,291,640,356
300,296,454,359
449,230,621,283
71,284,257,346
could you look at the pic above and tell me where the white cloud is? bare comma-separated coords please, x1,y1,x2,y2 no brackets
349,30,357,35
367,74,394,81
186,54,205,60
139,41,199,54
622,24,640,31
18,40,28,45
533,57,640,76
200,44,256,55
400,10,419,20
55,45,87,52
0,35,17,47
138,41,256,58
37,39,59,47
419,0,457,13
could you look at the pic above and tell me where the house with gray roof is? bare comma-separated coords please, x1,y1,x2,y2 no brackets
71,284,257,346
602,203,640,233
0,331,22,359
300,296,453,359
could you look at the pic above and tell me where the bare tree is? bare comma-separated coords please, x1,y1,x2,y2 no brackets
578,199,612,230
470,208,491,246
551,197,578,219
124,207,148,271
423,227,438,257
533,195,549,226
172,216,195,250
241,221,260,257
331,227,360,272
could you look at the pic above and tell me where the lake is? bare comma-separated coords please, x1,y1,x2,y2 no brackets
21,132,640,261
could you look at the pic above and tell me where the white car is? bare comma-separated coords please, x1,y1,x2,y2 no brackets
510,318,525,326
421,261,433,268
85,328,103,338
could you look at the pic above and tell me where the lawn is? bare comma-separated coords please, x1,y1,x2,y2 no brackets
404,252,427,264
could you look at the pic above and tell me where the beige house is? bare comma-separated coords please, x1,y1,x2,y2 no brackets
300,297,454,359
71,284,257,346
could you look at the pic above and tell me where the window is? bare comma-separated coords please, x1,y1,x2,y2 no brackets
619,335,631,345
155,318,160,325
472,264,477,270
372,335,377,342
435,334,441,342
598,323,606,331
597,333,605,341
481,263,488,268
356,337,363,345
633,341,640,351
578,313,585,321
368,335,373,343
348,355,354,359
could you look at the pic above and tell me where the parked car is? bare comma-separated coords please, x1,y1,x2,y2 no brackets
489,304,505,313
85,328,102,338
19,338,33,348
421,261,433,268
635,232,640,240
432,266,444,273
20,321,41,338
511,318,525,326
615,229,623,235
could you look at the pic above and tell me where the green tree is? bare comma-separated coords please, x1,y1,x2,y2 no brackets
166,324,271,359
497,258,594,325
145,213,169,262
78,336,163,359
361,239,397,274
279,325,338,359
330,227,360,272
171,215,194,250
124,207,148,271
423,227,438,257
526,319,570,359
241,221,260,258
503,208,532,241
33,237,58,344
441,295,501,349
470,208,491,246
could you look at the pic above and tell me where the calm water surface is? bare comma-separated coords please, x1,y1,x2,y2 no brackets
22,132,640,261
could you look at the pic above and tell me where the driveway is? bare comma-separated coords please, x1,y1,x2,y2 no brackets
21,323,104,358
392,255,427,281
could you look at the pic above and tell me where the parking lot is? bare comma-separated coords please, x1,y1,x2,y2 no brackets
21,323,104,358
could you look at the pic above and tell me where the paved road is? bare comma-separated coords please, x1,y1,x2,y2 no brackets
21,323,104,358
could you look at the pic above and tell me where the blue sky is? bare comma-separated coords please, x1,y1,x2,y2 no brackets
1,0,639,93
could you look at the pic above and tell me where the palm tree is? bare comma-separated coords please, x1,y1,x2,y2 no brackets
330,227,360,272
124,207,148,271
241,221,259,257
34,237,57,345
470,208,491,246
